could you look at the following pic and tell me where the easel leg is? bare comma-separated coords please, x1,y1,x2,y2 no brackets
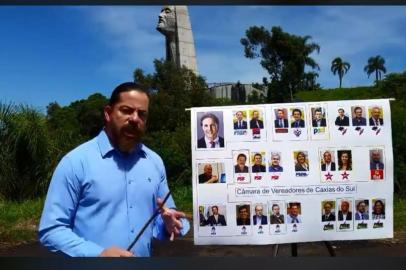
291,243,298,257
273,244,279,257
323,241,336,257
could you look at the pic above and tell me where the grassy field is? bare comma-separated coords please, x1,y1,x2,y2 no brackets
1,187,405,246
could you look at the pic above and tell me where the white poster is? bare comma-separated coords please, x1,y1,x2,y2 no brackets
192,99,393,245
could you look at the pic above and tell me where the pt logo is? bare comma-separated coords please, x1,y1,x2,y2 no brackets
341,171,350,180
324,172,333,181
293,129,302,137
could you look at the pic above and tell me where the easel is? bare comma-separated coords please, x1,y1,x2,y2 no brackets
273,241,336,257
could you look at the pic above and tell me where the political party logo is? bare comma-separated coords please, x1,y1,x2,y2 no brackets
372,126,381,135
313,127,325,134
355,126,364,135
293,129,302,137
341,171,350,180
252,128,261,139
324,172,333,181
234,130,247,136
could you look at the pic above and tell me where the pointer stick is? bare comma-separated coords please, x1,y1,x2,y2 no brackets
127,191,172,251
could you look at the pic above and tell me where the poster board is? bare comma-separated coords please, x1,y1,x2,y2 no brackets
191,99,393,245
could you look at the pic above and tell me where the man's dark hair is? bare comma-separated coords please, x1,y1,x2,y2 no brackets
254,153,262,159
237,153,247,161
238,205,249,213
354,106,362,113
314,108,322,114
200,113,219,126
292,108,302,116
109,82,150,106
211,205,218,211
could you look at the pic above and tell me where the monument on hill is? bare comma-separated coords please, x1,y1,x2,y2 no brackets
156,6,198,74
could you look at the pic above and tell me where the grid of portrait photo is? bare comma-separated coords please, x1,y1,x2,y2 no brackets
192,99,393,245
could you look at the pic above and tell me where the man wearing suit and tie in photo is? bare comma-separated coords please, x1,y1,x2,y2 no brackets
234,153,249,173
249,110,264,129
355,201,369,221
338,200,353,221
321,151,336,171
286,203,302,223
352,106,367,126
270,204,284,224
369,106,384,126
291,109,305,128
322,202,336,222
335,108,350,126
234,111,248,129
274,109,289,128
197,113,224,148
312,108,327,127
253,204,267,225
370,150,384,170
252,153,266,173
269,153,283,172
207,205,227,226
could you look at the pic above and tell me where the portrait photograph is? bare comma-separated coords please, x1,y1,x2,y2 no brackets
355,199,370,221
294,151,309,172
233,151,250,174
321,200,336,222
233,110,248,130
286,202,302,224
337,199,353,222
250,151,267,173
252,203,268,225
290,108,305,128
248,109,265,129
351,106,367,126
269,202,285,225
368,106,384,126
337,150,352,171
203,204,227,227
236,204,251,226
197,162,226,184
370,149,384,180
274,108,289,129
269,152,283,173
372,199,386,220
320,150,336,172
335,107,350,127
196,111,225,149
311,107,327,128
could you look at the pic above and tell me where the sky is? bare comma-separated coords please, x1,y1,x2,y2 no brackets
0,6,405,111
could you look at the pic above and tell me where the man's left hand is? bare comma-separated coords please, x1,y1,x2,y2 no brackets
157,198,186,241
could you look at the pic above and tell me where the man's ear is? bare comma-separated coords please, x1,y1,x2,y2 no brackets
104,105,112,123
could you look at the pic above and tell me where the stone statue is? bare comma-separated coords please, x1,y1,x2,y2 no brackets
156,6,198,74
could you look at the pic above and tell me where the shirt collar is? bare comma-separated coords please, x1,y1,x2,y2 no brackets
97,129,145,158
204,136,219,145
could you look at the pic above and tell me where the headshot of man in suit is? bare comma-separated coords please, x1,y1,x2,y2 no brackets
295,151,309,171
338,200,353,221
335,108,350,126
235,153,249,173
274,109,288,128
322,201,336,222
270,204,284,224
252,153,266,173
207,205,227,226
253,204,268,225
236,204,251,225
198,164,219,184
286,203,301,223
249,110,264,129
312,108,327,127
355,200,369,221
369,106,384,126
197,112,224,148
269,152,283,172
234,111,248,129
370,149,384,170
321,150,336,171
352,106,367,126
291,108,305,128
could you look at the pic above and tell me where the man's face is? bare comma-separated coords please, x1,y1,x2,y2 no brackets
157,6,176,34
239,207,249,219
324,203,332,214
315,111,322,120
293,111,301,121
357,202,366,213
372,151,381,162
277,110,284,119
355,108,362,118
291,205,299,216
255,206,263,216
203,165,212,176
338,109,344,117
236,111,243,121
272,206,280,215
341,202,349,213
202,117,218,141
212,206,218,215
372,108,381,119
237,156,246,166
104,90,149,153
324,152,332,163
252,111,259,120
254,154,262,165
271,155,280,166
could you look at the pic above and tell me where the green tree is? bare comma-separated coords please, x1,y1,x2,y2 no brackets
364,55,387,85
331,57,351,88
240,26,320,102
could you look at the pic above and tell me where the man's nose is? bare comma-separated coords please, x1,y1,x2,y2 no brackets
129,111,140,123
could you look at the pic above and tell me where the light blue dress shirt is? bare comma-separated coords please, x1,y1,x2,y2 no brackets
38,129,189,257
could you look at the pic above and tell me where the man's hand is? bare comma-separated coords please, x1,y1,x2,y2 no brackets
99,246,134,257
206,175,218,184
157,198,186,241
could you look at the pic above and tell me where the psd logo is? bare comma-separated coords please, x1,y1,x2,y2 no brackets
237,176,245,181
254,176,262,180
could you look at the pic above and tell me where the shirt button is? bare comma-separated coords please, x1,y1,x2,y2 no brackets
131,229,134,233
129,205,133,209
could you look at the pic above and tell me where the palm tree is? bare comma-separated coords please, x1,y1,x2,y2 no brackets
331,57,351,88
364,55,387,84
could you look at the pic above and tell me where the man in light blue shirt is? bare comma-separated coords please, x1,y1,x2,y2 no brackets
39,82,189,257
